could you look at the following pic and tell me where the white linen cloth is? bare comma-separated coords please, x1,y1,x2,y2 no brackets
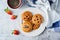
26,0,60,31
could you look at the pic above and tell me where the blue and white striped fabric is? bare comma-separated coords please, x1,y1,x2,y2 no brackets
26,0,60,32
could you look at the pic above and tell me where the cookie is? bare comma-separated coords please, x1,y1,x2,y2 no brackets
32,24,40,30
22,21,32,32
32,14,43,25
22,11,33,21
30,20,40,30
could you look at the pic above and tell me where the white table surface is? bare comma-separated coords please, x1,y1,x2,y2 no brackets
0,0,60,40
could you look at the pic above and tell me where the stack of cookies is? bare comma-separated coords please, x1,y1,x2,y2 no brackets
21,11,44,32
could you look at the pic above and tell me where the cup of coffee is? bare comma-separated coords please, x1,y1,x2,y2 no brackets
7,0,22,9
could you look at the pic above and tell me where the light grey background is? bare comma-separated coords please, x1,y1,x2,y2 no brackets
0,0,60,40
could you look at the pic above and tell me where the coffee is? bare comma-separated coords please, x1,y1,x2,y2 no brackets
7,0,22,9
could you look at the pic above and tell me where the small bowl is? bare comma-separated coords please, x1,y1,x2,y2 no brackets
7,0,22,9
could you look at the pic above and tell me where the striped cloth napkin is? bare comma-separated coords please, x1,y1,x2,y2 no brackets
26,0,60,32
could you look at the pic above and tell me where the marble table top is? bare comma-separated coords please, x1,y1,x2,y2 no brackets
0,0,60,40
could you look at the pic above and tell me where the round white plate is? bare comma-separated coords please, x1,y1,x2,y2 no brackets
18,7,49,37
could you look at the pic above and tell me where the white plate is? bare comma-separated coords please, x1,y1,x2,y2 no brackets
18,7,49,37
